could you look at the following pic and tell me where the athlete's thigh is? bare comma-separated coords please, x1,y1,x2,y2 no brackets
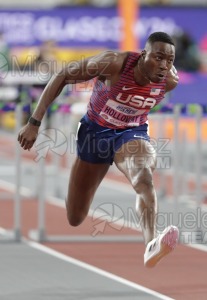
114,139,156,182
67,157,110,209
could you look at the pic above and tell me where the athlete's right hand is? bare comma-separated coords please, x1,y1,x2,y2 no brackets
18,123,39,151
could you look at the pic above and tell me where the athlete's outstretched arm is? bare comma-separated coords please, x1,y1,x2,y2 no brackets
18,51,122,150
31,51,121,122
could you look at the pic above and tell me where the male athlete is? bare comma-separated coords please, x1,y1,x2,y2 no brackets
18,32,179,268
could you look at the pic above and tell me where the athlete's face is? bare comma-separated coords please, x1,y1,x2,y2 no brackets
142,41,175,83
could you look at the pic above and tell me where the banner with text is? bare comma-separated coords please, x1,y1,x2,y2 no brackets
0,7,206,50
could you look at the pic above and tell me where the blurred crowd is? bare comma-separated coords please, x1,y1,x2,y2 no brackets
66,0,207,6
0,0,207,7
172,32,201,72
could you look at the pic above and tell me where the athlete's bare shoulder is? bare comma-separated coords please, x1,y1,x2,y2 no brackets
87,50,129,79
63,50,129,82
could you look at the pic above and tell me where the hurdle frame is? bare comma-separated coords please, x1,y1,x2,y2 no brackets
0,73,48,242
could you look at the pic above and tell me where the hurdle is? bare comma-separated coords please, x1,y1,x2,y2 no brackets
0,72,47,242
173,105,181,214
195,105,202,208
149,112,173,200
0,86,21,241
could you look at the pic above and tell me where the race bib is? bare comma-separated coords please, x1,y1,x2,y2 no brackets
100,99,146,127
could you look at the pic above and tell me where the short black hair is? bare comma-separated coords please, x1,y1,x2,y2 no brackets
147,32,175,46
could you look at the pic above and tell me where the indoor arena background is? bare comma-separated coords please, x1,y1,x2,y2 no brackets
0,1,207,299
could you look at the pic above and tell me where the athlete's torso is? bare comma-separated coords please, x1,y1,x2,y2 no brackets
87,52,167,129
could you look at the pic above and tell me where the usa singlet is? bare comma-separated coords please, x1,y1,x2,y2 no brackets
87,52,167,129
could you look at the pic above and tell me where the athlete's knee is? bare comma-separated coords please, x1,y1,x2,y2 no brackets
66,211,86,227
67,216,84,227
132,167,154,194
65,197,89,227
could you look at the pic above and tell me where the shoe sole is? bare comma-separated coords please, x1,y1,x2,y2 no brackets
145,227,179,268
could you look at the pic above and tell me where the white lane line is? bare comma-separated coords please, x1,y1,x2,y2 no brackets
186,243,207,252
24,238,174,300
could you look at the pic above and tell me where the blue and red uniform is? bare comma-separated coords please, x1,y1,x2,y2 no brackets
88,52,166,128
77,52,167,164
